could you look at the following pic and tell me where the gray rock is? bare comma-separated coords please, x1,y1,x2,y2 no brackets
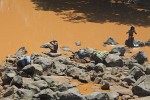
122,95,132,100
15,47,27,57
42,51,62,57
11,75,23,88
129,96,150,100
57,88,86,100
22,64,36,76
132,51,148,64
33,88,55,100
79,72,91,83
109,45,126,56
95,63,106,73
145,64,150,75
124,75,136,85
128,66,145,80
92,51,109,64
16,89,34,99
85,92,109,100
49,61,67,75
31,64,43,75
133,40,145,47
145,39,150,46
2,69,16,85
67,67,83,78
101,80,110,90
110,85,133,95
132,75,150,96
86,63,95,71
105,54,123,67
25,84,40,94
94,77,102,84
103,37,118,45
75,41,81,46
107,92,119,100
32,80,49,90
3,86,18,97
33,56,53,70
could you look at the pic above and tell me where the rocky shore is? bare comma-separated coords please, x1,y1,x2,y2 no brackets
0,38,150,100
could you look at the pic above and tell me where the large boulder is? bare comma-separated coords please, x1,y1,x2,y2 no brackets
15,47,27,57
109,45,126,56
132,75,150,96
145,39,150,46
94,63,106,73
85,92,109,100
78,72,91,83
105,54,123,67
131,51,148,64
103,37,118,45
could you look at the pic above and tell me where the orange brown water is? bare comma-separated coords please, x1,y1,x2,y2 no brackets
0,0,150,64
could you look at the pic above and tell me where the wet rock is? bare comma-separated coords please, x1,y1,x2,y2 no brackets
101,80,110,90
95,63,106,73
22,65,36,76
103,37,118,45
85,92,109,100
132,75,150,96
110,45,126,56
107,92,119,100
110,85,133,95
33,56,53,70
133,40,145,47
75,41,81,46
105,54,123,67
145,39,150,46
57,88,86,100
2,69,16,85
131,51,148,64
78,72,91,83
42,51,62,57
10,75,23,88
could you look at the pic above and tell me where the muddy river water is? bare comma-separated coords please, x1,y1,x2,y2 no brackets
0,0,149,64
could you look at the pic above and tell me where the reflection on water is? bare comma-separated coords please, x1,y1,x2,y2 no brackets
0,0,150,63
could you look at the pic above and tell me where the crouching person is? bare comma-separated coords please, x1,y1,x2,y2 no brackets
16,56,31,70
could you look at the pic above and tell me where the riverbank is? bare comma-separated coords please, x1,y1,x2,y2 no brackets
0,0,150,64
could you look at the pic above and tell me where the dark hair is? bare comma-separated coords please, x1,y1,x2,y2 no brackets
130,26,135,30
